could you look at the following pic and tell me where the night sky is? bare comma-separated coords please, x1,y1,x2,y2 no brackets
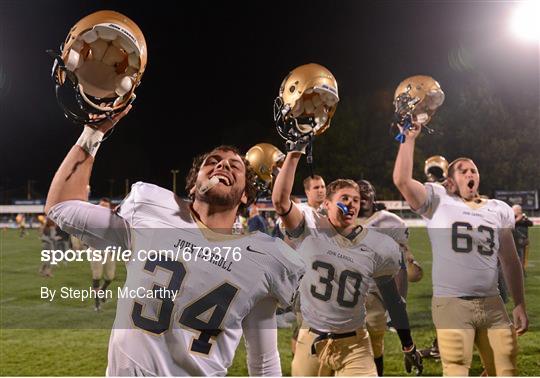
0,1,538,201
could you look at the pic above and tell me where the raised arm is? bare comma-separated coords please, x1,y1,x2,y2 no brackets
45,106,131,213
498,228,528,336
271,152,304,232
45,107,132,250
392,124,427,211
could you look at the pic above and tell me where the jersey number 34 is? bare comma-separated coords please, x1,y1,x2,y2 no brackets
131,259,238,355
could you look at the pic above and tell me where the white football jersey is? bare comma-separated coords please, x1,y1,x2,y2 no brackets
276,202,322,236
50,182,304,376
358,210,409,293
296,202,323,216
416,183,515,297
359,209,409,246
290,209,401,333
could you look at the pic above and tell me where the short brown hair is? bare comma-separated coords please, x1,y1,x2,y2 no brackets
448,157,476,178
184,145,257,212
303,175,324,191
326,179,359,199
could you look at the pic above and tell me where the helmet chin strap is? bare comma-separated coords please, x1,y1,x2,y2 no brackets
53,81,116,126
274,97,317,177
48,49,133,127
306,134,314,178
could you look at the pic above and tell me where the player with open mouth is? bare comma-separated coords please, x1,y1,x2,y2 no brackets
393,121,528,376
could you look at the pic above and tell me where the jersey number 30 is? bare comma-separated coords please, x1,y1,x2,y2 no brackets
310,261,362,308
131,259,238,355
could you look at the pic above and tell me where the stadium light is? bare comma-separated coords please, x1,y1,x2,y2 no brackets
171,170,180,194
510,1,540,42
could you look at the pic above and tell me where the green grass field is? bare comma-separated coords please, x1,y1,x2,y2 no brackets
1,227,539,376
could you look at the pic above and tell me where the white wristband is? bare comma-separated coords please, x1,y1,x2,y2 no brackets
76,126,104,157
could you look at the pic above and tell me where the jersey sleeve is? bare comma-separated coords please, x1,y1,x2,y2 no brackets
267,238,305,308
47,200,131,250
393,217,409,245
414,182,445,219
380,212,409,245
116,185,137,227
499,201,516,230
242,297,282,376
372,236,401,278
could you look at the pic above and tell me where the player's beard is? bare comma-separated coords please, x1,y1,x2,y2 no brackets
195,184,244,210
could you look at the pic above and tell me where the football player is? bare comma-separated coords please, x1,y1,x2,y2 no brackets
16,213,28,238
356,179,422,376
45,107,304,376
357,179,423,297
273,150,422,376
393,123,528,376
301,175,326,213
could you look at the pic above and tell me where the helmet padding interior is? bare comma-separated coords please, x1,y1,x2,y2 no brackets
64,25,141,104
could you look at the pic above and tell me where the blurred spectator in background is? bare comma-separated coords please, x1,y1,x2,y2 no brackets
266,214,275,230
38,218,56,277
512,204,533,275
302,175,326,212
16,213,28,237
247,204,268,234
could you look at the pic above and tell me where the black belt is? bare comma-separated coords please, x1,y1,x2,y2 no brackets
309,328,356,354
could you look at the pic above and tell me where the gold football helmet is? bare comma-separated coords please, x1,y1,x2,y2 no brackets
394,75,444,123
245,143,285,197
49,10,147,125
424,155,449,183
274,63,339,142
402,246,423,282
407,260,424,283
